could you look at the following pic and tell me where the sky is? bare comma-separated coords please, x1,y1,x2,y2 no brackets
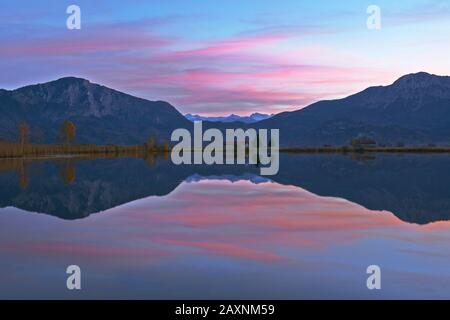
1,0,450,115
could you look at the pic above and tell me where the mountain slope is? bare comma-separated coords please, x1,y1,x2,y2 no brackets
257,72,450,146
0,77,191,144
2,72,450,147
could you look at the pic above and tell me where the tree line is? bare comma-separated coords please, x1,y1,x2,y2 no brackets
18,120,76,146
0,120,170,158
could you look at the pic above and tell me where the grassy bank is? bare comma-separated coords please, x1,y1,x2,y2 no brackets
280,146,450,153
3,141,450,159
0,141,169,159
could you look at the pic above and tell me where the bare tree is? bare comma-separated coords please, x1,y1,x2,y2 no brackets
18,122,30,152
146,136,156,152
61,120,76,144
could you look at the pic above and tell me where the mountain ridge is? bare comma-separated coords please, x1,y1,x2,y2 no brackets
256,72,450,146
0,76,191,144
185,112,273,123
2,72,450,146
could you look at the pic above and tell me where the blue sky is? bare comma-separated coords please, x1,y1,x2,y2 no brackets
1,0,450,115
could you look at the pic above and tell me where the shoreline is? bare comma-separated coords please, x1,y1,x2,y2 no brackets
280,146,450,154
0,142,169,159
3,139,450,160
2,146,450,160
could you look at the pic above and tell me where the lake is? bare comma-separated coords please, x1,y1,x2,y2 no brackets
1,153,450,299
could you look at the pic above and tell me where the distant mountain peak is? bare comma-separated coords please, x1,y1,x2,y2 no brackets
184,112,273,123
251,112,269,116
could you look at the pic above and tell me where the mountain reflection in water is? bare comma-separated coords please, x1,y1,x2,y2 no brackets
1,154,450,224
1,154,450,299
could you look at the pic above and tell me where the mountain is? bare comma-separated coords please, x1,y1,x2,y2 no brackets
257,72,450,147
185,112,273,123
0,77,191,144
2,72,450,147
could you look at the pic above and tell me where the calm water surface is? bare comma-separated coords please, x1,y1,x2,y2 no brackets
1,154,450,299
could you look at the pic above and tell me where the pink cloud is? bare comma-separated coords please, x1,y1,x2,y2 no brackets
1,22,173,57
0,18,390,115
163,33,288,58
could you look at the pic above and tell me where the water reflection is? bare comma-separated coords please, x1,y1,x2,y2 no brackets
1,177,450,299
1,154,450,224
1,154,450,299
